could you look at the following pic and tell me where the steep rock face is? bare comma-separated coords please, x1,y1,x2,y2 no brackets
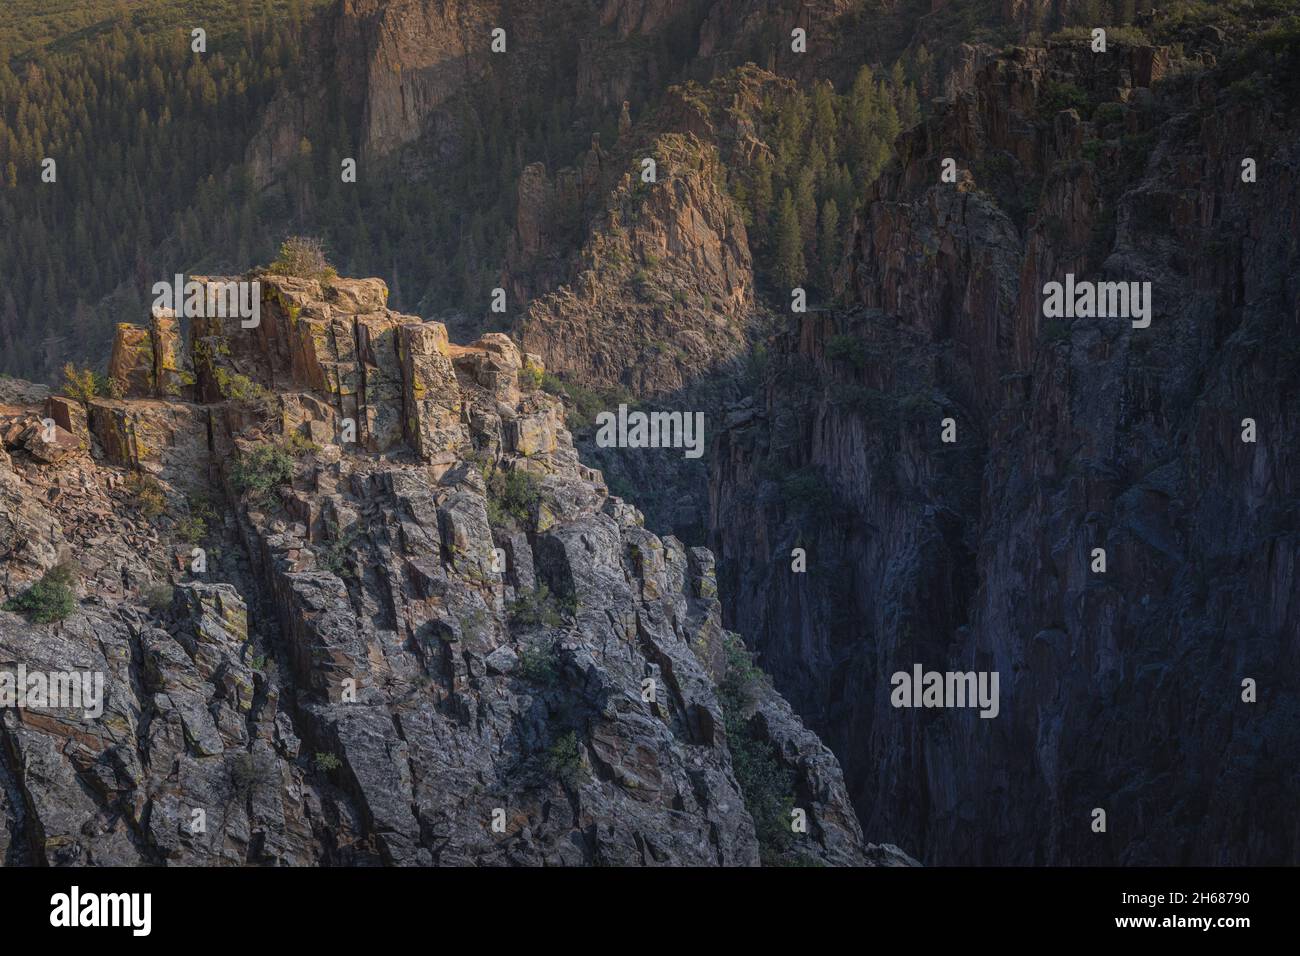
511,68,795,541
342,0,497,160
248,0,568,182
511,119,758,541
519,134,754,397
711,36,1300,864
0,277,898,867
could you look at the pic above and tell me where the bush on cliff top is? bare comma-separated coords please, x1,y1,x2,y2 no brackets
60,363,98,404
268,235,337,282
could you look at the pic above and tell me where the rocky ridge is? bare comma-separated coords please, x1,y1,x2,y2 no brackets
0,274,906,866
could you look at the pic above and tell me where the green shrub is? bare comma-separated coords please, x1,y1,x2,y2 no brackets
60,362,98,403
896,390,941,421
543,730,585,786
214,367,276,414
540,373,566,397
1050,25,1093,42
280,431,319,458
538,374,635,434
1106,26,1151,46
1120,131,1158,172
508,584,571,629
228,752,276,796
177,495,216,544
3,563,77,624
731,730,796,862
1092,102,1124,127
518,640,561,686
230,442,295,504
125,472,167,519
143,583,175,615
486,468,542,528
314,752,342,773
321,523,358,578
1038,79,1091,118
780,467,836,519
825,334,868,368
94,371,123,399
175,514,205,544
519,361,543,390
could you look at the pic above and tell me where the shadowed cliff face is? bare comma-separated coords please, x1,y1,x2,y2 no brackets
710,35,1300,864
0,276,904,867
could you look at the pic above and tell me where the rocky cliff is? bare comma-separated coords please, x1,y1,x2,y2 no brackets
0,274,906,866
710,26,1300,864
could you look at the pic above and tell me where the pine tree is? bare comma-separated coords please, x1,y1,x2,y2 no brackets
818,199,840,293
749,151,775,242
772,189,805,290
794,167,818,258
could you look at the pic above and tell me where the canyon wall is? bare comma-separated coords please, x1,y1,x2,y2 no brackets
711,35,1300,864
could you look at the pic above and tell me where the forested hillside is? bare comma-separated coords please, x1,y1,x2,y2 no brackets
0,0,936,381
0,1,326,377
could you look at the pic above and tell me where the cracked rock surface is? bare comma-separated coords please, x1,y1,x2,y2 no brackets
0,275,906,867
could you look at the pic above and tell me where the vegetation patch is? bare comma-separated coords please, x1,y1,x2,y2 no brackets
60,363,99,404
508,584,572,629
142,583,175,615
3,562,77,624
230,441,296,505
485,467,542,529
313,752,342,773
518,359,543,390
125,472,167,519
268,235,337,282
1037,79,1092,119
228,752,277,798
543,730,585,786
541,374,638,434
320,522,359,578
715,633,796,864
518,639,561,687
176,494,215,544
780,466,837,520
825,334,869,369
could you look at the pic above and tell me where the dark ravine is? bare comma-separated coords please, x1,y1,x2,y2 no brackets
710,35,1300,864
